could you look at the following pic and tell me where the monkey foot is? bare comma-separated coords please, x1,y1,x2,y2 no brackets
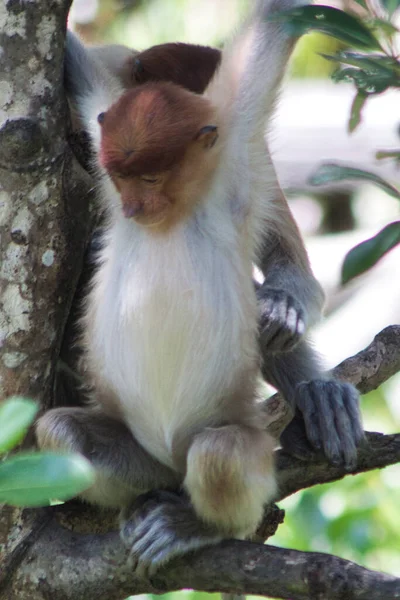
120,490,222,578
281,380,365,469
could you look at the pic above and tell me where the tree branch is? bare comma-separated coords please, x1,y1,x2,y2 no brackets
2,508,400,600
333,325,400,393
276,431,400,501
262,325,400,438
1,430,398,600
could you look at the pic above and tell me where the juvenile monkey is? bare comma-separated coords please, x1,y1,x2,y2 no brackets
37,0,364,575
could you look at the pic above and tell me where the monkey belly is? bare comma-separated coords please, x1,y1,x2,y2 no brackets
87,235,259,470
98,299,257,468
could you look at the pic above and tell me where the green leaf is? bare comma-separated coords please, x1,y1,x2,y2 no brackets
0,452,95,507
309,163,400,199
322,51,400,77
324,51,400,94
369,17,399,37
349,91,368,132
380,0,400,16
376,149,400,161
332,66,393,94
270,5,382,50
0,398,38,453
342,221,400,283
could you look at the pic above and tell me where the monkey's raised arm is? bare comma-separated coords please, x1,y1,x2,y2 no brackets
86,43,138,89
65,31,124,151
205,0,302,133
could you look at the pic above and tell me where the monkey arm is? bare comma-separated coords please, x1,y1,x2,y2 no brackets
257,221,324,348
258,255,365,470
255,171,324,351
85,43,138,89
64,31,124,152
255,164,364,468
257,199,364,469
204,0,305,139
202,0,321,352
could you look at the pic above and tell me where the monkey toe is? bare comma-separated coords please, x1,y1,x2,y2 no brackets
295,380,364,469
120,490,222,579
130,511,179,578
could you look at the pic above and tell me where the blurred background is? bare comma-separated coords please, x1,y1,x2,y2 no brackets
69,0,400,598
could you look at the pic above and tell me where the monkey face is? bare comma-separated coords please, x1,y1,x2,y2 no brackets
111,173,173,226
98,83,219,229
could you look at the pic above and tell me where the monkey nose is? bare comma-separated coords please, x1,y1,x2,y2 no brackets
123,201,143,219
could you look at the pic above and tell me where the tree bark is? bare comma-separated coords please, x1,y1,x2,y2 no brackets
1,503,400,600
0,0,96,592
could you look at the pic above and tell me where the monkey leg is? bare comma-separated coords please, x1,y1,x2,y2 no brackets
120,425,276,578
262,341,365,468
37,409,227,577
36,407,180,507
184,424,276,538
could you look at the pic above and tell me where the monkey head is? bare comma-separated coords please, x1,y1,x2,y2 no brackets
98,82,219,229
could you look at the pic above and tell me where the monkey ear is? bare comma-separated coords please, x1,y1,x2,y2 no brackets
194,125,218,149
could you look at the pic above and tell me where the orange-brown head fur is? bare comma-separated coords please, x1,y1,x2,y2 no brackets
99,82,219,230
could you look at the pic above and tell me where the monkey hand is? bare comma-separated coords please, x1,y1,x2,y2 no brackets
280,380,365,470
120,490,222,579
258,287,306,352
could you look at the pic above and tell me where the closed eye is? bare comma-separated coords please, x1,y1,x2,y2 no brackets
140,176,159,184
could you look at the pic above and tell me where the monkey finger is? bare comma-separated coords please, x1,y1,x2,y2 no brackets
259,288,306,352
261,319,284,345
295,382,322,451
316,383,345,465
296,381,344,463
261,310,303,351
278,311,305,352
267,327,294,352
342,384,365,445
333,409,357,471
131,517,174,578
323,383,358,468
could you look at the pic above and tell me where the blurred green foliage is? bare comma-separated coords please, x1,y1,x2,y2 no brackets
0,397,95,507
277,2,400,282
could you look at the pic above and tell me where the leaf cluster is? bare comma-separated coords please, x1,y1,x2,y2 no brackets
273,1,400,282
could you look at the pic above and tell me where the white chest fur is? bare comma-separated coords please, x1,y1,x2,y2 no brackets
86,203,258,467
